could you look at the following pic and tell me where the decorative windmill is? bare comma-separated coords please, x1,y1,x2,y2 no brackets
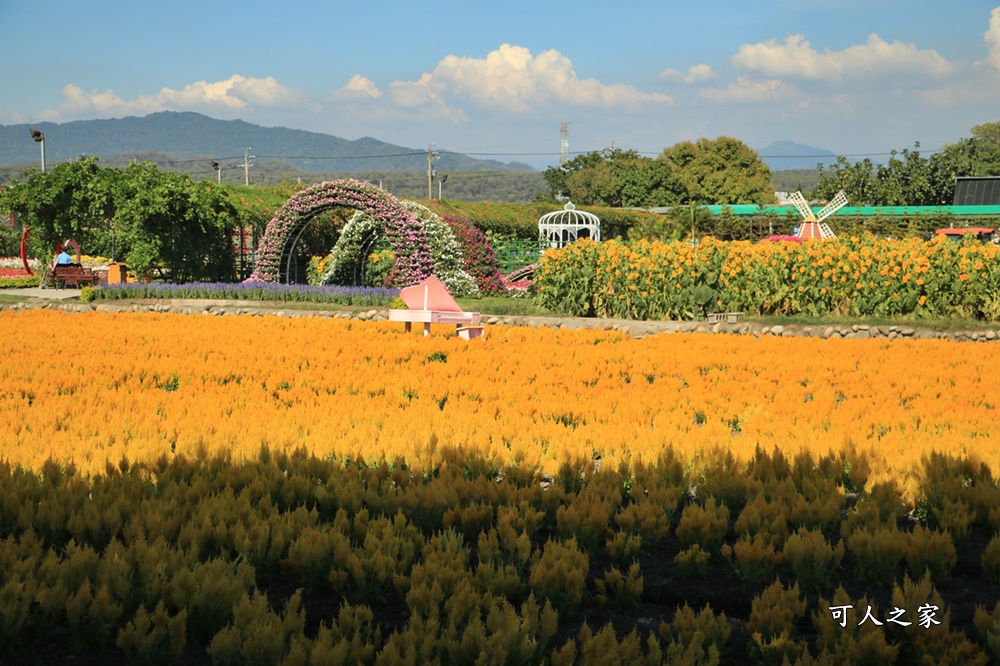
789,190,847,240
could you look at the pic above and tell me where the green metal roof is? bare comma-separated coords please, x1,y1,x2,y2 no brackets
698,205,1000,217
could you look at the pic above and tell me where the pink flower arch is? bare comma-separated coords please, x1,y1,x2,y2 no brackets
246,179,433,286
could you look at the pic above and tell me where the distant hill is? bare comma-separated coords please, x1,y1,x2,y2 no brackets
758,140,837,171
0,111,536,174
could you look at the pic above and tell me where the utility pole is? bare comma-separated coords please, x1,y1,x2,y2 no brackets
560,122,569,166
240,148,254,186
427,144,438,199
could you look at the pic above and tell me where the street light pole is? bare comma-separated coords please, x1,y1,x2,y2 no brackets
690,202,696,245
439,174,448,200
29,128,45,172
426,144,438,199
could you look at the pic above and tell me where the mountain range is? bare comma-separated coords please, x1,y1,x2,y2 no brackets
756,140,837,171
0,111,537,174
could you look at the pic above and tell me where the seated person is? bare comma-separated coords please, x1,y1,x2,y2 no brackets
56,249,73,265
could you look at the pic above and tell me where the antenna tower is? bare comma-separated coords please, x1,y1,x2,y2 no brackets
560,122,569,165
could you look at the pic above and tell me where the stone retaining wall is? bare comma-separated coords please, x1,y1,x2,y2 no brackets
3,299,998,343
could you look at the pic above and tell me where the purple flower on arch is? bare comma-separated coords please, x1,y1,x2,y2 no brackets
246,179,433,287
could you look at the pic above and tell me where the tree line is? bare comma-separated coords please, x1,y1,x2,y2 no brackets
813,122,1000,205
542,137,775,208
1,158,239,281
542,122,1000,208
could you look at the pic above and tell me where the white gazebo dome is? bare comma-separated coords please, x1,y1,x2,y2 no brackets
538,202,601,249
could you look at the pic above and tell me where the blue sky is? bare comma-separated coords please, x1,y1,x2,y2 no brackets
2,1,999,169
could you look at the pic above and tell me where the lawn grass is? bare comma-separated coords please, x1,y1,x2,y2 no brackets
454,296,555,317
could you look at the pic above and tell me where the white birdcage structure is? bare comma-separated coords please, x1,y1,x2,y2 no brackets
538,202,601,249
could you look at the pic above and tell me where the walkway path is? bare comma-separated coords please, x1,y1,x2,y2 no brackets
4,287,82,300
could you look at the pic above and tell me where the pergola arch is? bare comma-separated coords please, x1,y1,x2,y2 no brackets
247,179,433,285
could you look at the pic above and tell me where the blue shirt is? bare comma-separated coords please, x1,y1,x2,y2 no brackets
56,252,72,264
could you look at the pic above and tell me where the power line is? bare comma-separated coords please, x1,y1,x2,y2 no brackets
13,144,951,173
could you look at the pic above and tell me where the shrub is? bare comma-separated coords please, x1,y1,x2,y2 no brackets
594,563,643,609
674,544,711,578
983,535,1000,585
116,602,188,666
0,276,40,288
675,498,729,555
722,533,783,587
443,216,506,294
747,580,809,664
846,525,906,588
783,527,844,593
528,538,588,618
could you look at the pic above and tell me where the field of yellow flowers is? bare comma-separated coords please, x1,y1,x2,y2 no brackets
4,308,998,499
6,308,1000,663
534,235,1000,321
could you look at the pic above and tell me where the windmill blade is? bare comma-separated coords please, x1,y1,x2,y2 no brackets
815,190,848,222
788,191,815,222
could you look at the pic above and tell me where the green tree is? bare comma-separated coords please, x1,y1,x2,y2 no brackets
565,158,622,206
616,157,685,207
0,158,115,261
542,151,610,200
814,156,880,205
939,121,1000,176
816,122,1000,206
544,149,688,208
0,158,238,280
110,163,238,280
815,145,954,206
658,137,776,206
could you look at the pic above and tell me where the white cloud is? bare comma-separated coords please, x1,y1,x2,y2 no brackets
699,77,798,103
323,44,670,127
330,75,382,101
158,75,304,108
986,6,1000,71
34,45,671,133
49,75,305,119
659,64,716,84
428,44,672,111
227,76,304,107
59,83,161,115
731,33,956,82
327,73,466,125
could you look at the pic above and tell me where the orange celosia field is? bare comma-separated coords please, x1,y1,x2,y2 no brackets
3,309,997,498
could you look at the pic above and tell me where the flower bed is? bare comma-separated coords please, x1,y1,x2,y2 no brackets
5,309,1000,491
93,281,398,306
534,235,1000,321
1,308,999,663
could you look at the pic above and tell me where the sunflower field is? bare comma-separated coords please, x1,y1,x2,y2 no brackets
533,235,1000,321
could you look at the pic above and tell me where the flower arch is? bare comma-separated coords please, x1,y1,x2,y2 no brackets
318,201,479,296
246,179,433,286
